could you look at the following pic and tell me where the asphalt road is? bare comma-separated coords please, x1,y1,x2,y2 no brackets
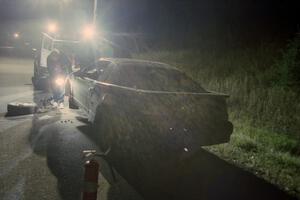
0,56,297,200
0,57,34,113
0,56,143,200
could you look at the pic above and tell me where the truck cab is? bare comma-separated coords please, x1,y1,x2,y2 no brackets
32,33,80,90
32,32,114,90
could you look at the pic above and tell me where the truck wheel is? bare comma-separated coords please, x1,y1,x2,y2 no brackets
32,76,40,90
33,63,39,77
32,76,49,91
7,102,38,116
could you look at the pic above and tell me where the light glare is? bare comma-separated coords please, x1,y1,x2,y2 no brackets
55,77,65,86
82,25,96,40
47,22,58,33
13,33,19,38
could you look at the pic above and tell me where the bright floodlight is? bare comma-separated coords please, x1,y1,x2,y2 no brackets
13,33,19,38
47,22,58,33
82,25,96,40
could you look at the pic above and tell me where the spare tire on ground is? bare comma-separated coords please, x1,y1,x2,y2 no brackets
7,102,38,116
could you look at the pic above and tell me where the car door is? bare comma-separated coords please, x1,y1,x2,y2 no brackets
40,34,53,68
88,61,112,120
72,66,98,112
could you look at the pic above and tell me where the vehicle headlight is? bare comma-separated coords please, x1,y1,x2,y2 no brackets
55,77,65,86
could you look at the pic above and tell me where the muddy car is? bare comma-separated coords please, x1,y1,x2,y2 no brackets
67,58,233,198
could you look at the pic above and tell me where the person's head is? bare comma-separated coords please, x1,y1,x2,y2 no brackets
50,49,60,62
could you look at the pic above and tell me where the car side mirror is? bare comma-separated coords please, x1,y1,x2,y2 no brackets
73,70,84,77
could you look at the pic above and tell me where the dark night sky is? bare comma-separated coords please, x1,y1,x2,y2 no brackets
0,0,299,46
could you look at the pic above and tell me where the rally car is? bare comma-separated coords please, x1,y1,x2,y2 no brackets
67,57,233,197
68,58,232,151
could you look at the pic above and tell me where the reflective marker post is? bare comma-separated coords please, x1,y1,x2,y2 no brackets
82,159,99,200
82,148,115,200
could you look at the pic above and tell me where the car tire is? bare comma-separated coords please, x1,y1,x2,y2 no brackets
68,95,79,109
7,102,38,116
93,105,111,152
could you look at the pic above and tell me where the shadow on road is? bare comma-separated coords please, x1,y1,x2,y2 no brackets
28,91,141,200
149,149,298,200
28,92,99,200
28,92,297,200
107,148,298,200
83,123,297,200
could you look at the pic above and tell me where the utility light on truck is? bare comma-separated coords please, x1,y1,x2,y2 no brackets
13,33,19,38
82,24,96,40
47,22,58,34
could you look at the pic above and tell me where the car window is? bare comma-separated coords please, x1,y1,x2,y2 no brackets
77,65,97,80
97,62,113,82
53,42,78,55
107,63,206,92
84,68,99,80
79,61,112,81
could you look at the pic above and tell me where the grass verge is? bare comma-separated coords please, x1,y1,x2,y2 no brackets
134,41,300,198
205,120,300,198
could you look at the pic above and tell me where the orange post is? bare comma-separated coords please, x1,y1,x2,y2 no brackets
82,159,99,200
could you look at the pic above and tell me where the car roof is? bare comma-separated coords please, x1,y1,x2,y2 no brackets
98,57,179,71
